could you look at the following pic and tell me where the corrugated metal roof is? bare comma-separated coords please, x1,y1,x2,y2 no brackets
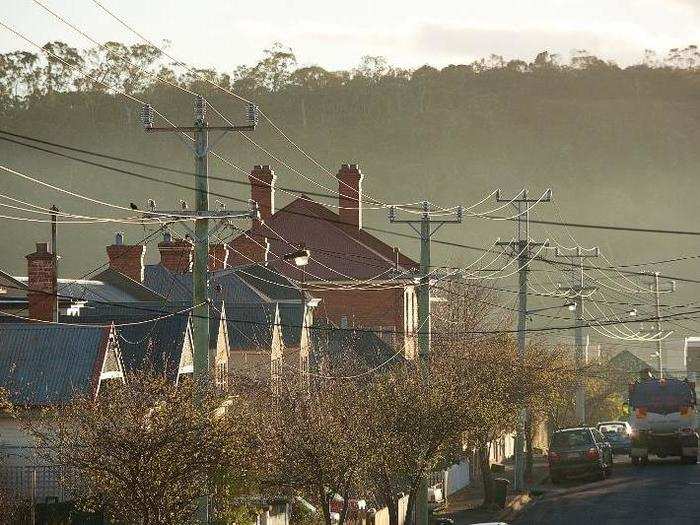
233,265,306,302
118,315,190,381
61,306,190,382
311,324,398,369
143,263,307,305
226,304,276,350
225,303,306,350
0,324,107,405
13,276,148,304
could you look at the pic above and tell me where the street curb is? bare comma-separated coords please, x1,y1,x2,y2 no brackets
495,472,550,522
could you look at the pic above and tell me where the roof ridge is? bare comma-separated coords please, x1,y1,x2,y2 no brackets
269,196,416,267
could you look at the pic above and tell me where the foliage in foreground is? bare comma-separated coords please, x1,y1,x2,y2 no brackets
29,372,257,525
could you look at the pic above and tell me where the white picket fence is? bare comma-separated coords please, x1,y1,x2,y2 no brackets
443,460,470,497
372,493,409,525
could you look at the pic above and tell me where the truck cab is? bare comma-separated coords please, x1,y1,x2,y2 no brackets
628,376,698,464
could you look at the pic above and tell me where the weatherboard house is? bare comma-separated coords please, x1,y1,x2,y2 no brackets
0,323,124,502
0,236,315,386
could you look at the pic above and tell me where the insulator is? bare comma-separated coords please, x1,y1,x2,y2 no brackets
456,206,464,221
388,206,396,222
247,103,259,125
194,96,206,122
142,104,154,129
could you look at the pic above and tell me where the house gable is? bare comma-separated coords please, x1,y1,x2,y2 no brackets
177,321,195,382
214,305,230,389
95,326,125,395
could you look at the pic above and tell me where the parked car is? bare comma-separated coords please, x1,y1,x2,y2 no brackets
596,421,632,455
547,427,614,483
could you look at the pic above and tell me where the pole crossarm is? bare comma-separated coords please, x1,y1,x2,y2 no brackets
142,209,258,220
496,188,552,203
145,125,256,133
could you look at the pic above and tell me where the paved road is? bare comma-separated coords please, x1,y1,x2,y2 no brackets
515,455,700,525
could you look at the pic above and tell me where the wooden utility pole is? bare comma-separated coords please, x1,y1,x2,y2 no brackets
641,271,676,378
142,97,257,378
495,189,552,493
142,97,258,523
388,200,463,525
553,246,599,425
50,204,59,322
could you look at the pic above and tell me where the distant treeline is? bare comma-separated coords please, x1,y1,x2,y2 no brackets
2,41,700,104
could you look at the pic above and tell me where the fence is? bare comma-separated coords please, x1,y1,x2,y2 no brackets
1,447,67,505
372,494,409,525
443,460,470,497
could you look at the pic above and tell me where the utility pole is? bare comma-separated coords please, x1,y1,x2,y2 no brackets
142,97,257,377
388,200,463,525
641,271,676,379
142,97,257,523
495,189,551,492
553,246,599,425
50,205,59,322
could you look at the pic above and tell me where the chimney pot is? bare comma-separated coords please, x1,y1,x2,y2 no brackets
337,163,363,229
26,242,57,322
107,233,146,282
158,236,193,274
228,234,270,267
249,165,276,223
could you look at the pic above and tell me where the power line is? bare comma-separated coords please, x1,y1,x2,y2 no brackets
3,280,700,336
6,126,700,285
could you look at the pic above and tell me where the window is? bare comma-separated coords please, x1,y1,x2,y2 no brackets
551,430,593,448
599,424,626,435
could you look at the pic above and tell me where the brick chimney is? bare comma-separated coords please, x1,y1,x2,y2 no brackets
158,231,193,274
228,234,270,267
26,242,57,322
337,163,363,229
106,232,146,282
249,165,276,223
208,244,229,271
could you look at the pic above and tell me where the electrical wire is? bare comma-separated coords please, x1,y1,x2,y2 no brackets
0,302,202,328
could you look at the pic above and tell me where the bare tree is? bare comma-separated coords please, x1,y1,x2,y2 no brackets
28,372,255,525
235,370,366,525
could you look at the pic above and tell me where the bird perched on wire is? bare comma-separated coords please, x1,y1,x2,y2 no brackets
147,199,156,212
180,199,188,211
129,203,138,211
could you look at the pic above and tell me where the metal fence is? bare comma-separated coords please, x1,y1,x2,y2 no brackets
1,447,67,505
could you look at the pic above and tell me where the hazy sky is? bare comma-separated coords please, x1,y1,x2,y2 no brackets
2,0,700,70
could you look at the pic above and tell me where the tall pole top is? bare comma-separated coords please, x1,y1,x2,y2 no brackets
194,95,206,127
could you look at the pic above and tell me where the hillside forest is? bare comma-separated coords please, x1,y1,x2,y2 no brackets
0,41,699,293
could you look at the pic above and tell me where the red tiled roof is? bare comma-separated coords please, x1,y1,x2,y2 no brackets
235,196,418,282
